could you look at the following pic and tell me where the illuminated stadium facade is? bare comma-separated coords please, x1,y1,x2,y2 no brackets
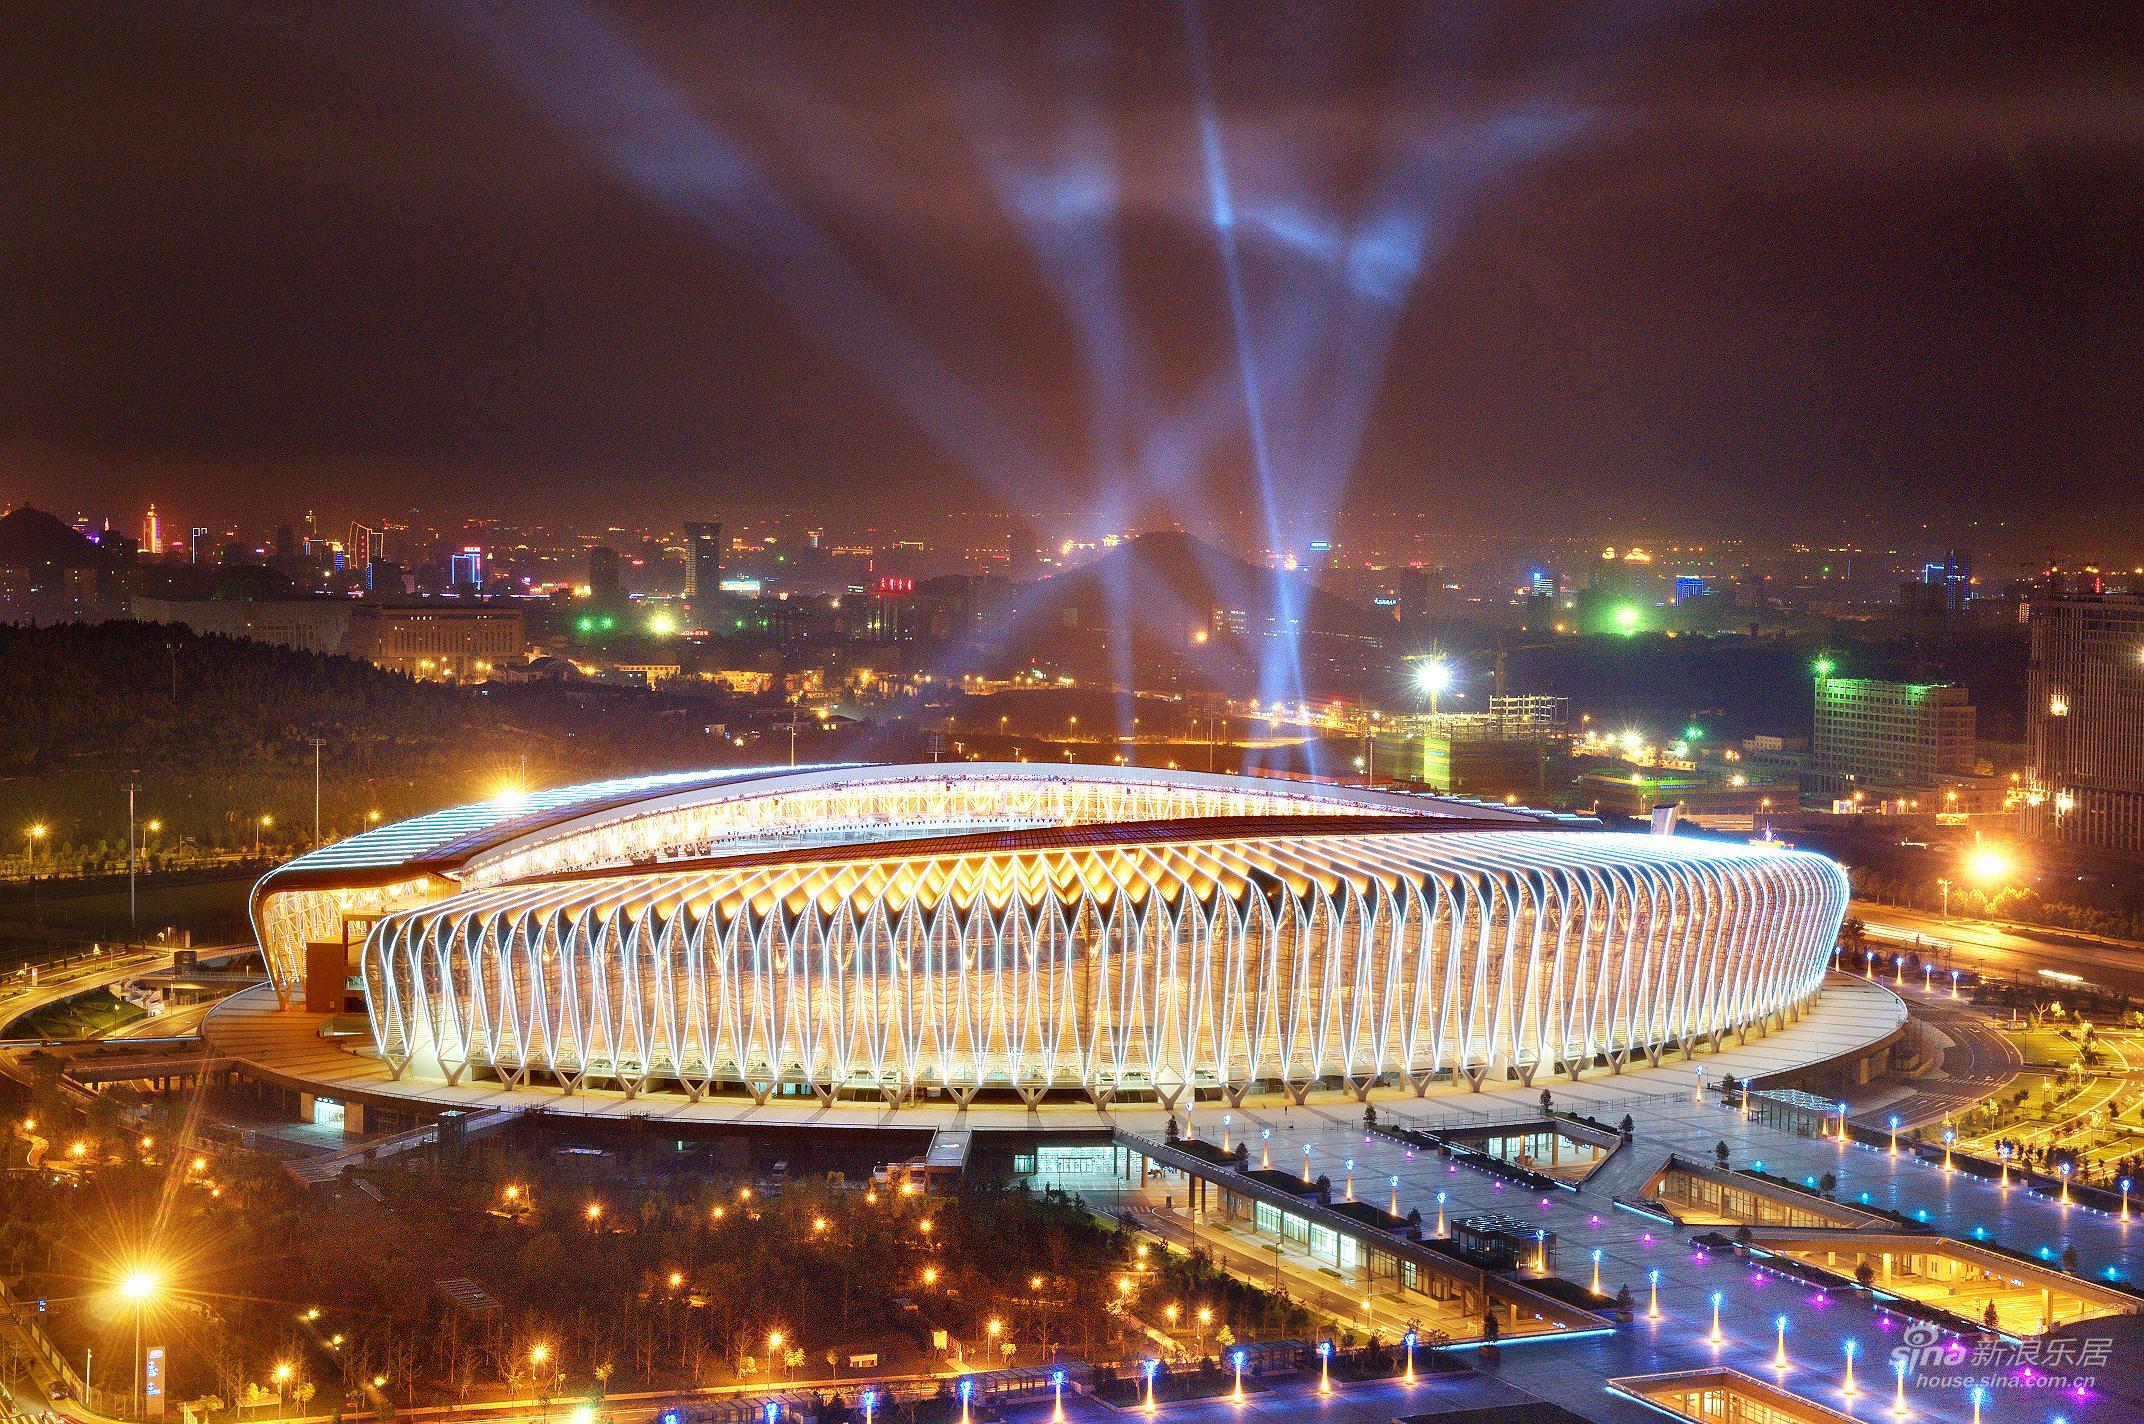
252,764,1849,1109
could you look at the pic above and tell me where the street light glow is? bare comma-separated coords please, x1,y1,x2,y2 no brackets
1965,846,2012,882
1413,658,1452,696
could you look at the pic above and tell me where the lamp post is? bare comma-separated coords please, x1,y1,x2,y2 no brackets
862,1390,876,1424
1435,1190,1446,1237
2059,1160,2072,1207
25,823,45,920
1260,1128,1270,1169
1402,1330,1417,1384
1141,1358,1157,1413
120,1270,156,1419
1051,1369,1066,1423
1937,877,1951,921
1415,658,1453,716
1317,1340,1332,1394
1230,1350,1244,1402
125,782,139,940
1999,1143,2013,1189
1888,1116,1900,1157
2121,1177,2132,1223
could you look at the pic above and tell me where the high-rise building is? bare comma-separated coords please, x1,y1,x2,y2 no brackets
449,546,485,590
683,521,722,602
587,545,622,605
189,527,210,564
2028,594,2144,859
1923,549,1971,613
1813,673,1976,791
141,504,162,556
348,522,387,569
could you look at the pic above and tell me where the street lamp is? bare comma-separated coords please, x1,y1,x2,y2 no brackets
25,823,45,918
273,1362,294,1421
1414,657,1454,715
120,1269,157,1418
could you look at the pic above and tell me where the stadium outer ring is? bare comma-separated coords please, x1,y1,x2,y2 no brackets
220,762,1901,1131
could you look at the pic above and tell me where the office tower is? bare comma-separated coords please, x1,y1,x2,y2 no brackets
141,504,162,555
1813,674,1975,790
1923,549,1971,613
683,521,722,601
587,545,622,604
348,522,387,568
449,546,485,590
2029,594,2144,859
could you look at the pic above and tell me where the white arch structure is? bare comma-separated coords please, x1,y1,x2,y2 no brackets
253,764,1846,1108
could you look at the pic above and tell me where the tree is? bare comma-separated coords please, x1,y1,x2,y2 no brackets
1714,1141,1730,1168
2061,1245,2080,1274
1164,1116,1181,1144
1539,1089,1553,1116
1619,1115,1634,1139
1819,1172,1838,1197
1854,1262,1875,1291
1363,1105,1377,1128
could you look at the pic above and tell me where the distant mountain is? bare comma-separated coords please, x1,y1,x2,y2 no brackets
1004,530,1387,692
0,506,105,568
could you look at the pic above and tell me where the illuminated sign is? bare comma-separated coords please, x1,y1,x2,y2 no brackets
146,1347,166,1416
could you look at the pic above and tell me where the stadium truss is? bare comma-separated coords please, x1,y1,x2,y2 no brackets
253,763,1846,1107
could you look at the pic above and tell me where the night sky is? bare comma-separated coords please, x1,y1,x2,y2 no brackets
6,2,2141,546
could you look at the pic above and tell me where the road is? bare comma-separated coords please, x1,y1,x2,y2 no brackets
1853,899,2144,997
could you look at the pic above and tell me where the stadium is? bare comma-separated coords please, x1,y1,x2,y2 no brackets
247,763,1851,1112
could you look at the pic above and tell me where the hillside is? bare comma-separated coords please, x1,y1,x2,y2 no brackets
1005,531,1388,693
0,622,791,860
